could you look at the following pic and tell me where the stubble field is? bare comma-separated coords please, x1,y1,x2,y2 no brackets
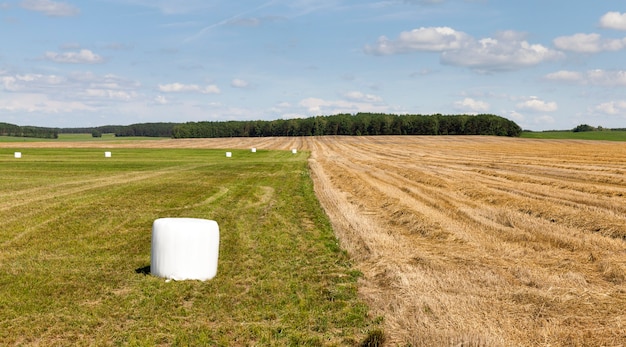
2,135,625,346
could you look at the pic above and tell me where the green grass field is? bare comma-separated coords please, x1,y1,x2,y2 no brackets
0,148,380,346
0,134,170,142
521,130,626,141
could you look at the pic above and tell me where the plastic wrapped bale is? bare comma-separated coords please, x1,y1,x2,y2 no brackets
226,152,232,157
151,218,220,281
251,148,256,153
14,152,21,158
104,151,112,158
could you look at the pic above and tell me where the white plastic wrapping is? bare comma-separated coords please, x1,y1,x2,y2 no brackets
151,218,220,281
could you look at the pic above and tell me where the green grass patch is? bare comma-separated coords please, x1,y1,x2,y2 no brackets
57,133,171,141
0,148,379,345
521,130,626,141
0,134,170,142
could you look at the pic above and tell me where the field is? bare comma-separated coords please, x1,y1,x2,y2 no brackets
521,130,626,141
2,135,626,346
0,145,378,346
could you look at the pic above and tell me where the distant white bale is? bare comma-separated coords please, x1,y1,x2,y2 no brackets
104,151,112,158
226,152,232,157
291,149,297,154
151,218,220,281
251,148,256,153
14,152,21,158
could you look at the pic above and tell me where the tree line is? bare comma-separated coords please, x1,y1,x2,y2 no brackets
59,123,176,137
171,113,522,138
0,122,58,139
1,114,522,140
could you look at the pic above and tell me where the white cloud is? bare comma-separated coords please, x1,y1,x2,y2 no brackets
20,0,79,17
343,91,383,103
507,110,525,123
517,97,558,112
599,11,626,31
453,97,489,112
594,101,626,115
231,78,249,88
441,31,563,72
154,95,168,105
44,49,104,64
586,69,626,87
84,89,137,101
0,93,93,113
158,82,220,94
544,69,626,87
364,26,470,55
1,73,64,91
544,70,584,82
553,33,626,53
115,0,216,15
365,28,562,71
298,96,388,115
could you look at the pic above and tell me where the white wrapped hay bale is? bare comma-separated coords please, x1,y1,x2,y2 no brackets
226,151,232,157
14,152,21,158
104,151,112,158
151,218,220,281
291,149,297,154
251,148,256,153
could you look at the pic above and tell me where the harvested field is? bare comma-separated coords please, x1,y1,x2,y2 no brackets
4,135,626,346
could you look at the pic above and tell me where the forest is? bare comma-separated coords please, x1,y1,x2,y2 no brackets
1,113,522,139
170,113,522,138
0,122,58,139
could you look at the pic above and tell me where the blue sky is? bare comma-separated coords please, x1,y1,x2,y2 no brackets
2,0,626,130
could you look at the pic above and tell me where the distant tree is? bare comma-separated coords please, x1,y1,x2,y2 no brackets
92,129,102,138
572,124,596,132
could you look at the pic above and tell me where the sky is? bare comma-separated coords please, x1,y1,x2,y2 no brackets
2,1,626,130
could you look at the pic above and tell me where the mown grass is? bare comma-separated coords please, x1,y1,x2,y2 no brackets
521,130,626,141
0,148,379,346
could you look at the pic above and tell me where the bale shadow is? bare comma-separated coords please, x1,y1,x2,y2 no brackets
135,265,151,275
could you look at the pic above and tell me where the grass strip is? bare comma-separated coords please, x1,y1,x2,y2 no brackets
0,148,379,346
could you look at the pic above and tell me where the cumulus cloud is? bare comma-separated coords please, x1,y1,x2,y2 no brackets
553,33,626,53
154,95,168,105
453,97,490,112
599,11,626,31
594,101,626,115
507,110,525,123
44,49,104,64
342,91,383,103
298,96,388,115
586,69,626,87
158,82,220,94
20,0,79,17
547,69,626,87
1,73,64,91
364,26,470,55
517,97,558,112
0,93,93,113
365,28,562,72
441,31,563,72
231,78,249,88
544,70,584,82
